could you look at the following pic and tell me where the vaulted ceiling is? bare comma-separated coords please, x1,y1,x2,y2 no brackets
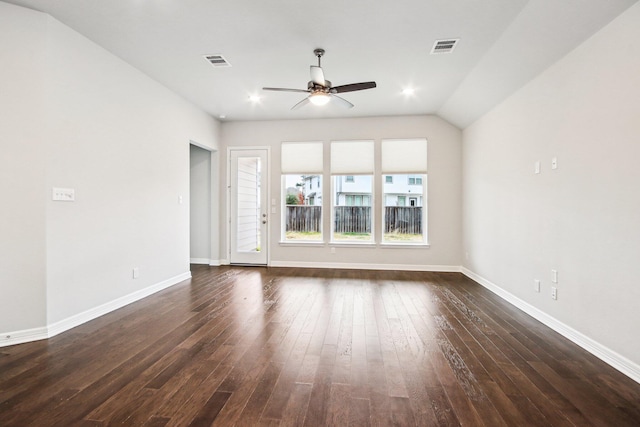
3,0,637,128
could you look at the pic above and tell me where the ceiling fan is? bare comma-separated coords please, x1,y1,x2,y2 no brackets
263,48,376,110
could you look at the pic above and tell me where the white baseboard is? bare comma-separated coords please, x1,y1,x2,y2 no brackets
0,326,49,347
190,258,211,265
461,267,640,384
269,260,460,272
47,271,191,338
0,271,191,348
208,259,223,266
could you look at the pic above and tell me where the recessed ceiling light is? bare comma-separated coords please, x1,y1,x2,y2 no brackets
248,95,260,103
219,114,226,119
402,88,415,96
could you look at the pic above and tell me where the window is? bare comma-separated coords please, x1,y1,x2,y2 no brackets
331,141,374,242
281,142,323,242
381,139,427,244
408,176,423,185
385,175,393,183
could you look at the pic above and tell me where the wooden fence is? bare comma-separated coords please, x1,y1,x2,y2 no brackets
285,205,422,234
285,205,322,232
384,206,422,234
334,206,371,233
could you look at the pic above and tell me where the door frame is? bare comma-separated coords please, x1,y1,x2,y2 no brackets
226,146,270,266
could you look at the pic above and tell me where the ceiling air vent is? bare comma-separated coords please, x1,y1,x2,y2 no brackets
203,54,231,68
430,39,459,54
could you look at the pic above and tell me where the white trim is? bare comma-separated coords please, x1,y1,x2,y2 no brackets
279,241,326,247
0,326,49,347
379,243,431,249
190,258,211,265
46,271,192,339
461,267,640,384
269,260,460,272
208,259,223,266
227,146,270,266
1,271,192,348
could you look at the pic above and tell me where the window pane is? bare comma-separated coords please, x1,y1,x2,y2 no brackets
283,174,322,241
383,174,425,243
333,175,372,242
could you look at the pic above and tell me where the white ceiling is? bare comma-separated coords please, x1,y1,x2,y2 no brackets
3,0,637,128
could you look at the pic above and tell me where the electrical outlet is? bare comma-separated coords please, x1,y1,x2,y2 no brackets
534,279,540,292
330,247,336,254
551,287,557,300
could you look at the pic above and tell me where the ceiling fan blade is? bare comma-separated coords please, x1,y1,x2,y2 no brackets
263,87,310,93
310,66,326,86
330,81,377,93
331,94,354,109
291,97,311,110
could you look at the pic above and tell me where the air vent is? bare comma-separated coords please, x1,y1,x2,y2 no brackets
431,39,459,54
203,54,231,68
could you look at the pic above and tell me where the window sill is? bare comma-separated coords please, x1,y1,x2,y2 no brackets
279,241,325,247
329,242,377,248
379,242,431,249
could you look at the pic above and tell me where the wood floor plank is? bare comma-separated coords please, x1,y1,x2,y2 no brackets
188,391,232,427
279,382,313,427
0,266,638,427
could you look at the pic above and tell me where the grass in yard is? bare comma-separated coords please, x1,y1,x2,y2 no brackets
383,232,423,242
285,231,322,240
332,232,372,241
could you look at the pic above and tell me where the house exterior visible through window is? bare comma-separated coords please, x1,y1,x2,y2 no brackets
280,139,427,246
381,139,427,244
281,142,323,242
408,175,423,185
331,141,374,242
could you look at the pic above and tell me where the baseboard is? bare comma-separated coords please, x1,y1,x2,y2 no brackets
269,260,461,272
461,267,640,384
0,272,191,347
0,326,49,348
208,259,223,266
190,258,211,265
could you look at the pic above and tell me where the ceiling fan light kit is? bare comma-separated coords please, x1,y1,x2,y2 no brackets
309,92,331,106
263,48,376,110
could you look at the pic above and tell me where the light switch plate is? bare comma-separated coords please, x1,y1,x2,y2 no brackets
52,187,75,201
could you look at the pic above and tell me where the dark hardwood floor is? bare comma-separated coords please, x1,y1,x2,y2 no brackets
1,266,639,426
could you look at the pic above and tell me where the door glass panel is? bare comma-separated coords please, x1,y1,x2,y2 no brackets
236,156,261,252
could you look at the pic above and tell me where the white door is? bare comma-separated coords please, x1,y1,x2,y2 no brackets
229,149,268,265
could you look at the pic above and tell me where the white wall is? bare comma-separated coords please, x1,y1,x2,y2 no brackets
0,2,220,339
221,115,462,269
463,2,640,370
190,145,212,262
0,4,48,334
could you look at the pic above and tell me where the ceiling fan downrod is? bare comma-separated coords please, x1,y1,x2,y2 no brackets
314,48,325,67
